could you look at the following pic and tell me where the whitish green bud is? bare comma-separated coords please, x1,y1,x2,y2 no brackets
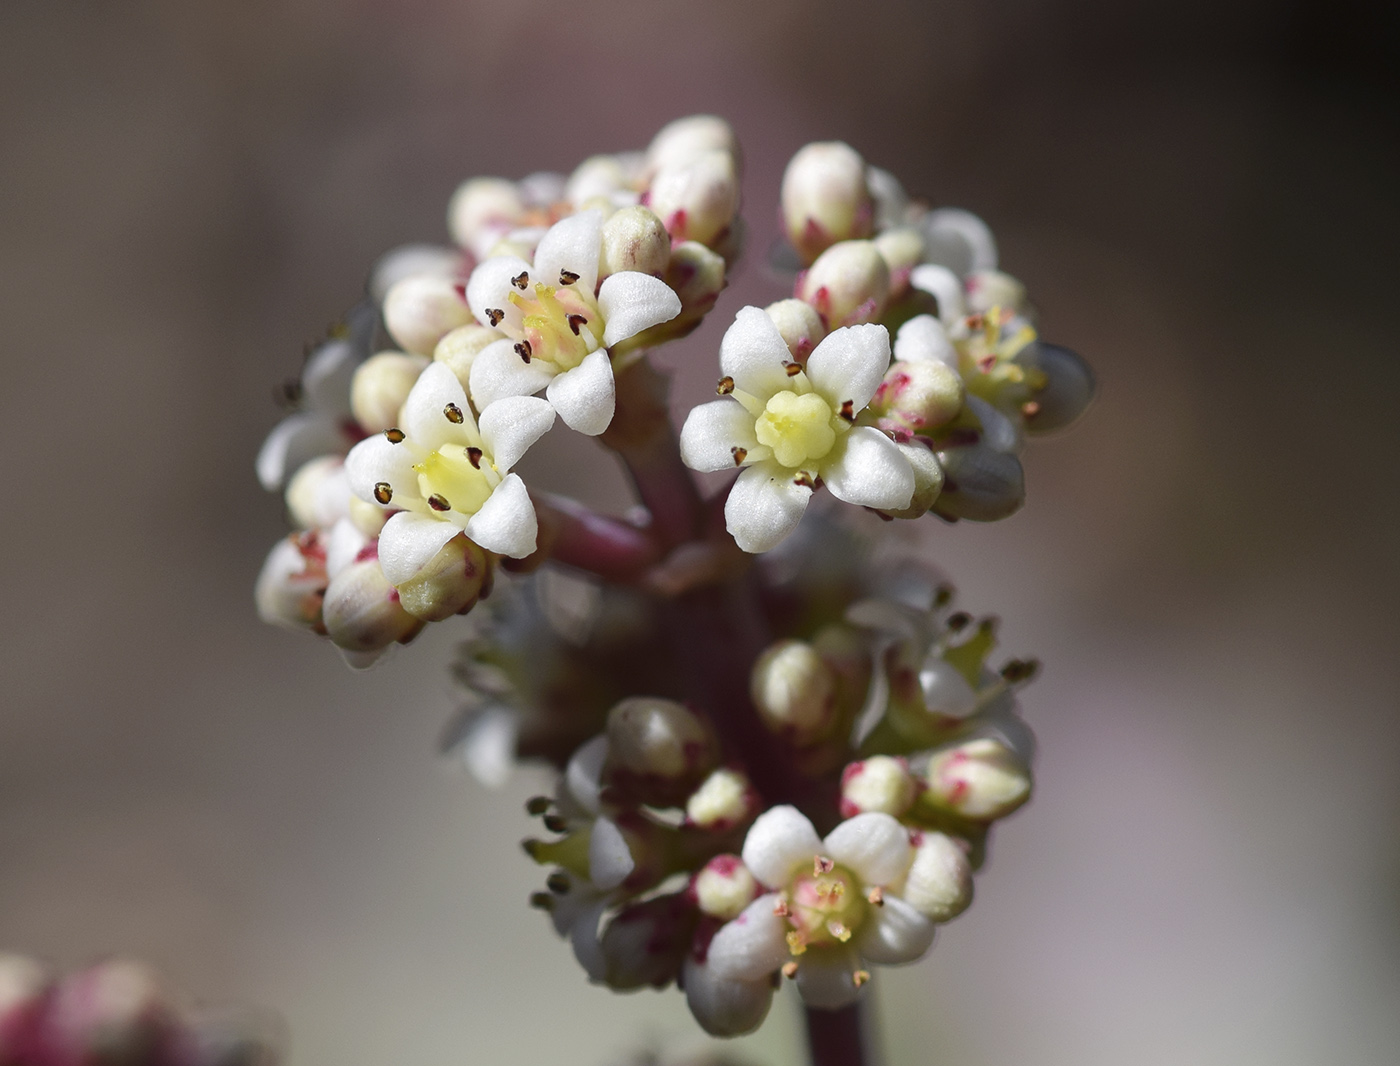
781,142,874,265
763,298,826,362
350,351,429,433
605,697,716,801
899,832,974,921
692,854,757,920
322,558,423,653
925,737,1031,820
870,359,964,434
797,240,890,327
931,445,1025,522
648,150,739,247
874,226,925,297
1022,342,1095,433
750,639,837,744
347,495,387,538
285,455,350,530
686,768,757,831
599,205,671,279
881,441,944,520
448,177,525,256
566,154,635,206
395,534,490,622
840,755,916,817
645,115,740,178
255,534,326,631
433,323,504,392
382,275,473,356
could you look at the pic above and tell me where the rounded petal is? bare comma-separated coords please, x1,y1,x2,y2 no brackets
724,462,813,554
706,894,791,980
795,944,866,1009
545,349,615,435
588,817,635,891
324,517,369,580
856,895,935,965
720,306,795,401
821,427,914,511
921,207,998,276
822,813,913,887
468,338,556,409
679,399,760,473
344,432,420,506
564,735,610,817
456,705,518,789
683,957,773,1038
533,209,603,296
401,362,478,451
742,805,821,889
597,271,682,346
805,323,891,411
909,264,967,324
376,511,461,585
466,255,532,333
894,314,958,367
478,395,556,472
966,395,1021,454
465,472,537,558
256,412,348,491
570,899,610,982
301,337,359,417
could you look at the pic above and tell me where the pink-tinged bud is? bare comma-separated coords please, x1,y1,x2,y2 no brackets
1021,342,1095,433
919,207,999,277
781,142,874,265
255,534,327,632
691,855,758,920
382,275,473,356
395,534,491,622
599,205,671,280
447,177,525,256
763,299,826,362
648,150,740,248
870,359,964,437
433,324,504,393
605,697,717,805
899,831,974,921
874,226,925,298
0,953,46,1045
645,115,740,178
686,768,758,831
46,959,176,1065
796,240,890,327
350,351,429,433
925,737,1031,820
750,639,837,744
600,892,697,990
965,269,1030,316
840,755,917,817
565,154,637,207
931,445,1025,522
284,456,350,530
321,557,423,653
369,243,462,304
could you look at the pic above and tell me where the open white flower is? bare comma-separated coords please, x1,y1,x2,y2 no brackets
343,362,554,582
465,209,682,435
704,805,934,1010
679,307,914,552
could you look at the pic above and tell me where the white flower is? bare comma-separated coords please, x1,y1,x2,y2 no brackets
704,805,936,1010
343,362,554,582
679,307,915,552
465,210,682,435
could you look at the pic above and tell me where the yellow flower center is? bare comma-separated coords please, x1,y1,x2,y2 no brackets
508,281,604,372
755,391,837,469
415,447,495,517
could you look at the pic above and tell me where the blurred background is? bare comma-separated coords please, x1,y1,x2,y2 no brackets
2,0,1398,1063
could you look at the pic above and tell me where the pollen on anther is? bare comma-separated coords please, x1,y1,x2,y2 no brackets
515,340,533,363
444,402,464,424
373,482,393,505
429,494,451,512
486,308,505,327
466,446,483,469
716,376,735,395
546,872,571,894
567,314,588,336
385,428,406,444
852,969,870,988
782,961,799,979
511,271,530,291
867,886,884,906
839,400,856,422
559,269,580,286
773,898,791,918
731,446,748,466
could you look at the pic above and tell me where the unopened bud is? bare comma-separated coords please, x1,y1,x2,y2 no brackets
965,269,1029,316
321,557,422,653
350,351,430,433
623,242,725,351
925,737,1031,820
448,177,525,256
874,226,925,297
284,456,351,530
763,299,826,362
434,324,505,392
395,534,490,622
483,225,547,263
382,275,473,356
870,359,964,436
894,314,958,367
255,535,326,631
900,832,973,921
599,205,671,280
796,240,890,327
781,142,874,265
566,154,637,207
840,755,916,817
648,150,739,247
517,169,567,206
600,893,696,991
1021,342,1095,433
347,495,387,538
645,115,740,178
931,445,1025,522
605,697,716,803
686,768,757,831
750,639,837,744
919,207,998,277
369,243,462,304
691,855,757,920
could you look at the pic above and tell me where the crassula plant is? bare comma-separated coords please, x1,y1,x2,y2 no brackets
254,117,1093,1065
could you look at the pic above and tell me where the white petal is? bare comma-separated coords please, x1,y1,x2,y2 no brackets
301,338,359,418
324,517,368,580
401,362,477,451
533,209,603,295
375,511,460,585
857,895,936,965
369,243,462,304
570,900,610,982
741,805,821,888
921,207,998,275
588,817,634,891
822,813,913,887
844,598,929,643
597,271,682,346
468,337,557,409
795,944,866,1009
256,413,348,491
478,395,556,472
805,323,891,411
909,264,968,324
706,895,791,981
720,306,795,401
564,735,610,817
821,427,915,511
894,314,958,367
724,462,813,554
683,957,773,1038
466,255,533,333
343,432,420,505
919,658,979,717
465,472,537,558
545,349,615,435
457,706,518,789
679,399,760,473
966,395,1022,454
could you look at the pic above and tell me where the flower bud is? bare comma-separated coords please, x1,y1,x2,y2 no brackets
448,177,525,256
566,154,636,206
47,959,175,1064
648,150,739,247
369,243,462,304
517,169,567,207
763,298,825,362
874,226,925,298
284,456,351,530
796,240,890,327
781,142,874,264
840,755,916,817
645,115,740,177
925,737,1031,820
622,241,725,351
1021,342,1095,433
600,892,696,990
483,225,547,263
919,207,998,276
691,855,758,920
605,697,716,804
686,768,757,831
931,445,1025,522
870,359,964,436
350,351,429,433
382,275,473,356
347,495,387,538
395,533,491,622
899,831,974,921
0,952,45,1028
255,534,326,631
433,324,504,392
894,314,958,367
599,205,671,280
750,639,837,744
965,269,1029,316
321,557,423,653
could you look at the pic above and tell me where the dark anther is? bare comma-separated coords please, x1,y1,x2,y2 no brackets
529,892,555,911
515,340,533,363
444,402,464,424
731,446,748,465
466,446,483,468
486,308,505,327
839,400,856,422
559,269,580,286
793,472,816,489
385,428,406,444
542,813,568,833
783,361,802,377
934,583,955,607
946,611,971,632
716,376,735,395
567,314,588,335
429,494,451,512
1000,658,1040,683
546,871,572,894
511,271,530,290
525,796,552,816
373,482,393,505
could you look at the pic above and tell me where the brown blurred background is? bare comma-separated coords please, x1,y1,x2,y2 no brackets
2,0,1398,1063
